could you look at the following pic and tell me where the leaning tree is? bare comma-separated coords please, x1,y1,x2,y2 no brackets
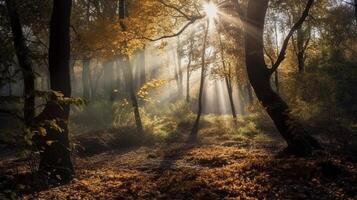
243,0,320,156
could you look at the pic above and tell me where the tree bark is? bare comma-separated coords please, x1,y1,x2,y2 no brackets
37,0,74,182
246,83,253,105
5,66,13,96
122,57,143,133
244,0,319,156
5,0,35,126
274,70,279,93
186,34,195,103
173,50,181,97
186,48,192,103
69,58,76,93
190,20,209,137
82,59,91,100
238,85,246,115
225,77,237,124
218,31,237,124
137,49,146,88
119,0,143,134
296,28,306,73
177,37,184,98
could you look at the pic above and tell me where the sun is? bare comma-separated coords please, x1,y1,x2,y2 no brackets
203,2,218,19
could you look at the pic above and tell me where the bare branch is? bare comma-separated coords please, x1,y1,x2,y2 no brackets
303,34,311,52
270,0,314,73
264,46,275,67
157,0,191,20
144,16,203,41
144,1,205,42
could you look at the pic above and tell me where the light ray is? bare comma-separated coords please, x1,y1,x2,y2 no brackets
203,2,218,19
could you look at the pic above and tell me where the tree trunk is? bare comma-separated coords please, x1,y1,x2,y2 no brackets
69,58,76,94
119,0,143,134
137,49,146,88
5,0,35,126
238,85,246,115
246,83,253,105
7,68,13,96
82,59,91,100
177,37,183,98
190,20,209,137
218,31,237,124
274,70,279,93
186,34,195,103
122,57,143,133
296,28,305,73
244,0,319,156
172,50,180,96
225,77,237,124
186,52,192,103
37,0,74,182
89,61,103,100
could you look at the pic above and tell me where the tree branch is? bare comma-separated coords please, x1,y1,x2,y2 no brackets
143,1,206,42
264,46,275,67
270,0,314,73
157,0,191,20
144,16,203,41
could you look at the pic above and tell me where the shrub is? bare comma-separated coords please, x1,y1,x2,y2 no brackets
71,100,113,130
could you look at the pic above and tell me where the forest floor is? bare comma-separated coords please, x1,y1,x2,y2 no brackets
1,117,357,199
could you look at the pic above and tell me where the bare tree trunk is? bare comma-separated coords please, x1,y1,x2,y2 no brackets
90,61,103,100
69,58,76,94
186,34,194,103
119,0,143,134
225,77,237,124
190,20,209,138
6,68,13,96
137,49,146,88
36,0,74,182
5,0,35,126
273,17,280,92
173,50,180,96
177,37,183,98
246,83,253,105
296,28,305,73
244,0,319,156
218,31,237,124
82,59,91,100
238,85,246,115
186,52,192,103
122,57,143,133
274,70,279,93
